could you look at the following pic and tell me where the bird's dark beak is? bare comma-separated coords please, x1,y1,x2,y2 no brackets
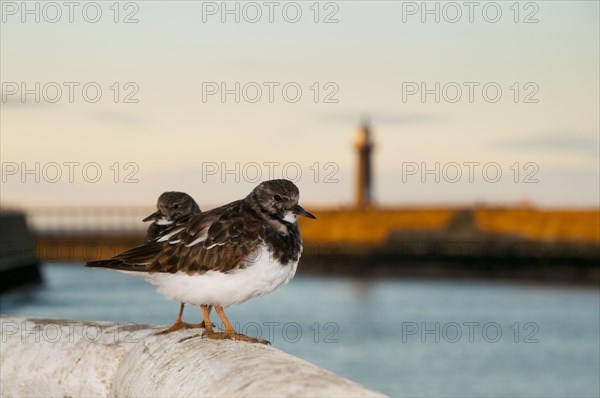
143,210,162,222
292,204,316,219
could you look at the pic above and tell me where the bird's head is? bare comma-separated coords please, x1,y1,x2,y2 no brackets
143,191,201,224
248,179,316,223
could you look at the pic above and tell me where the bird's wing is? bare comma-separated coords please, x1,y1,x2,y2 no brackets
86,201,264,274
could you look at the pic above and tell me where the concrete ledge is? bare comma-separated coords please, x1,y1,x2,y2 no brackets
0,316,385,397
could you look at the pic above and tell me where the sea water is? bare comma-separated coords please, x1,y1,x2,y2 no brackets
1,264,599,397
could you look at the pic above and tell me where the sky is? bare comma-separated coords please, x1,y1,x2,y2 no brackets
1,0,599,208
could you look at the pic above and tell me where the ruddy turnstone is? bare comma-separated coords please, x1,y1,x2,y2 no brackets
143,191,204,334
143,191,201,241
87,179,316,344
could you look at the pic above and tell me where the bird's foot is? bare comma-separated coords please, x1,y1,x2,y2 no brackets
203,331,271,345
155,321,207,335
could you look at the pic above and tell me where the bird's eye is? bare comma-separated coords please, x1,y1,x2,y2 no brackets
172,203,180,209
273,195,282,202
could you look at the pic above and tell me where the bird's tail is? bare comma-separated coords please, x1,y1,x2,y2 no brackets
85,241,164,272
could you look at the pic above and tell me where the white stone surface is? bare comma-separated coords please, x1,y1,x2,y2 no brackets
0,316,386,397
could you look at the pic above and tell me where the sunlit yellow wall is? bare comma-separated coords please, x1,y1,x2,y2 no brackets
299,208,600,244
299,209,455,244
475,210,600,244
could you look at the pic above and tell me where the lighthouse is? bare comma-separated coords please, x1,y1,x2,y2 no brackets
354,120,374,209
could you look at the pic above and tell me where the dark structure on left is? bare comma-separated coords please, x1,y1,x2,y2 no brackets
0,211,41,292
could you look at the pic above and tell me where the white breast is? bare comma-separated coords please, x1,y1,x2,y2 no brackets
144,245,299,308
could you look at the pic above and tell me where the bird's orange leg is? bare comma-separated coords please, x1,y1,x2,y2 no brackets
201,304,213,333
201,304,212,325
155,303,207,335
203,305,270,345
214,305,235,333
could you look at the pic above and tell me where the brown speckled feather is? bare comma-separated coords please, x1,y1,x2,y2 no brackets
146,200,265,274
